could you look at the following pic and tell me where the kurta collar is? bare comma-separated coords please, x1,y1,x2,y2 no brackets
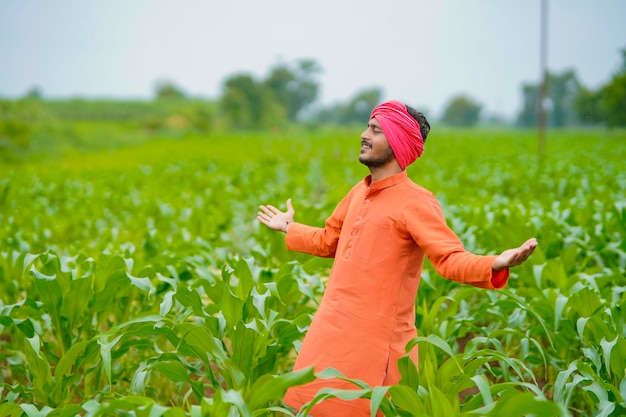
363,170,408,193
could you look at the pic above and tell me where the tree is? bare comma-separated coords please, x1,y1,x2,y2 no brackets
221,74,284,130
517,70,587,127
600,47,626,127
308,87,383,125
574,86,604,125
441,95,482,127
548,70,580,127
23,86,43,100
517,83,540,127
154,80,186,100
264,59,321,121
0,99,49,156
571,46,626,127
338,88,383,125
517,69,580,127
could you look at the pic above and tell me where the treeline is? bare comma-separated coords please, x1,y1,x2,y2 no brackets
517,49,626,128
1,48,625,158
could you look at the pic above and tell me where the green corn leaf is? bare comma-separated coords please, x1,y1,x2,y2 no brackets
131,362,149,396
152,361,204,401
466,348,537,384
15,317,35,338
31,268,63,340
110,314,164,331
221,287,244,326
300,388,369,416
230,258,252,299
582,347,603,373
499,290,554,348
369,386,390,417
251,286,270,321
156,272,178,292
540,258,568,291
91,270,129,313
231,321,258,379
388,385,427,416
22,252,39,277
419,295,452,332
54,339,97,380
153,360,191,383
583,381,615,417
81,399,102,416
577,316,590,340
46,404,84,417
24,334,52,400
162,407,188,417
0,402,25,417
316,367,370,390
221,390,253,417
174,286,205,317
610,336,626,380
427,382,457,417
181,326,217,360
406,335,462,372
600,336,618,378
554,293,568,331
398,355,419,390
489,388,562,417
246,366,316,411
470,374,493,406
60,274,93,336
19,404,52,417
127,272,154,294
199,391,233,417
295,275,318,304
252,406,297,417
160,291,174,316
568,287,603,319
98,333,123,387
181,326,238,387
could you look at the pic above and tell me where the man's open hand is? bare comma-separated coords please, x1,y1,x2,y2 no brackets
492,238,538,271
257,199,295,232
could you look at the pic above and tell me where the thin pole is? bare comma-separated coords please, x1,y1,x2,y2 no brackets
538,0,548,162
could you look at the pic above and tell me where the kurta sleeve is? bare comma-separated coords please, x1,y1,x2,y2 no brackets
404,191,509,289
285,189,353,258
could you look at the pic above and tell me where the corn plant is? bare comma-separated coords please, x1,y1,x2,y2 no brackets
1,126,625,416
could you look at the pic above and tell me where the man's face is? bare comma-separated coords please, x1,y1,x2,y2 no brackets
359,118,395,168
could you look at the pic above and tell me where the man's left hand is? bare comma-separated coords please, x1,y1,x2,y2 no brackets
492,238,538,271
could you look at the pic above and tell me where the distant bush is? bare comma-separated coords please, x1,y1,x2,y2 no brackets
0,99,50,160
45,98,214,130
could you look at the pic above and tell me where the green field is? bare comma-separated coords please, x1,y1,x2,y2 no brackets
1,124,625,416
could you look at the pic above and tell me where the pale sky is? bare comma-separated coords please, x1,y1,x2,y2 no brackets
1,0,624,119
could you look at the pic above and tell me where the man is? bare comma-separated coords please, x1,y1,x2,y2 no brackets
256,100,537,416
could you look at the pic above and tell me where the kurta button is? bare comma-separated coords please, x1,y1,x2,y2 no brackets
351,231,356,235
357,216,362,221
365,199,370,203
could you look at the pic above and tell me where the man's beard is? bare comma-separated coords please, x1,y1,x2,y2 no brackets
359,145,395,168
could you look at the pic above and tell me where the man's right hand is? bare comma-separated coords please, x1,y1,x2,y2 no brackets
257,199,295,232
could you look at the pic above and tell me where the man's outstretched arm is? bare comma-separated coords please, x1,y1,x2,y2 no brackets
257,195,348,258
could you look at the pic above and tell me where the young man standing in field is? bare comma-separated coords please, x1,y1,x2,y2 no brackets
257,100,538,416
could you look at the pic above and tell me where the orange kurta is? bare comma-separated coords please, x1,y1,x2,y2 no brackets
283,171,509,416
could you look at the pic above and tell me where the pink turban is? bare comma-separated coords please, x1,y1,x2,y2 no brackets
370,100,424,170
